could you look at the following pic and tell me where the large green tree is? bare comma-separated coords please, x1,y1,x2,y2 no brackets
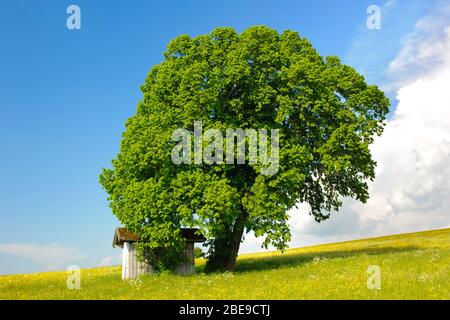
100,26,389,272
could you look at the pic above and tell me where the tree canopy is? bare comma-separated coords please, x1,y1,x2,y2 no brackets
100,26,389,272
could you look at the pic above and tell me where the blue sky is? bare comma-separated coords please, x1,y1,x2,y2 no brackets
0,0,441,274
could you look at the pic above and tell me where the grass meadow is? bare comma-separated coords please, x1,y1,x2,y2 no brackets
1,228,449,299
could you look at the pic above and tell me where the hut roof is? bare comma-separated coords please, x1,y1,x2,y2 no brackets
113,227,140,248
112,227,206,248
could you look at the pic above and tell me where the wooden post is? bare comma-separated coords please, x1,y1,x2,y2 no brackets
122,242,152,280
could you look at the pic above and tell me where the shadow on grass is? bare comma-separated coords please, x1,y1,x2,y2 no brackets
230,245,420,273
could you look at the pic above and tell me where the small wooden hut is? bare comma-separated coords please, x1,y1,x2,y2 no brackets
112,227,205,280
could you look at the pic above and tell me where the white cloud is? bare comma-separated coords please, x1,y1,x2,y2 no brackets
350,8,450,236
100,256,113,266
344,0,424,86
386,2,450,90
99,255,120,266
241,3,450,252
0,243,86,271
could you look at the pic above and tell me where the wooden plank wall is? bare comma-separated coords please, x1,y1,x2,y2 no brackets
122,242,152,280
121,241,195,279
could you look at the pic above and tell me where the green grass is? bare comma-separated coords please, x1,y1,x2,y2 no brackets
1,228,449,299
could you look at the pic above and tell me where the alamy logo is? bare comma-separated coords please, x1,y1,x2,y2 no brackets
66,265,81,289
171,121,279,175
66,5,81,30
367,265,381,290
366,5,381,30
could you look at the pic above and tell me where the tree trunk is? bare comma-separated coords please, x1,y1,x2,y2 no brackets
205,211,248,272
